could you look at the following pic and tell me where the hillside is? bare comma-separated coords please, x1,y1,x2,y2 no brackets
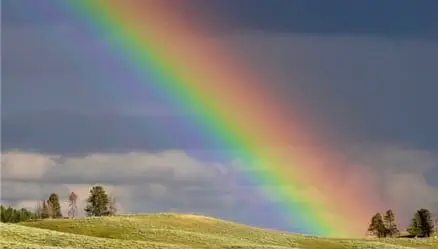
1,213,437,249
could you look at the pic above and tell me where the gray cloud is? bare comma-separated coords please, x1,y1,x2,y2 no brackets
1,112,241,153
220,34,438,150
3,0,438,37
1,148,437,232
0,150,237,217
2,28,438,153
343,145,438,222
1,150,229,187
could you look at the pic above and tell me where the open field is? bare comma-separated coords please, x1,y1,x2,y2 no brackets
1,213,437,249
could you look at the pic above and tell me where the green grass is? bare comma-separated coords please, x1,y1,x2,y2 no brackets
0,213,437,249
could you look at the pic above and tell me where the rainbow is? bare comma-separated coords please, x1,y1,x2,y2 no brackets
45,0,381,237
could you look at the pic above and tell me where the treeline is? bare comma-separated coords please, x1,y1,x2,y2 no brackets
2,184,437,239
367,208,436,238
0,205,35,223
0,185,117,223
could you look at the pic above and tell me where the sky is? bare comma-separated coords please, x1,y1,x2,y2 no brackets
1,0,438,233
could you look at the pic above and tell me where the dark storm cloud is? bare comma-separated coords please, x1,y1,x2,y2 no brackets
3,34,438,153
1,24,175,115
1,112,248,153
2,1,438,154
187,0,438,37
3,0,438,37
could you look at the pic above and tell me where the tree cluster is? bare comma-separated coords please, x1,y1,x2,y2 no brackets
36,186,118,219
1,185,117,223
367,208,435,238
0,205,35,223
34,193,64,219
367,209,400,238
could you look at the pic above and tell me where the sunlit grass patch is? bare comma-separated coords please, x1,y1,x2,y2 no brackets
0,213,437,249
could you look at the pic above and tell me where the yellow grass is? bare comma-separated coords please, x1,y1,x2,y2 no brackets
0,213,437,249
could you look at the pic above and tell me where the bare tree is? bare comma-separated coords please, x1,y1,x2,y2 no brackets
34,201,43,219
68,192,78,218
435,217,438,235
430,212,438,236
46,200,54,218
41,200,51,219
433,213,438,236
107,194,118,216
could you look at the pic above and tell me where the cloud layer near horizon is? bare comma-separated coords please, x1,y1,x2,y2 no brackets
1,147,437,231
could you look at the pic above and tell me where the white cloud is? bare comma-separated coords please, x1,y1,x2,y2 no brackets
39,150,225,184
222,144,438,233
343,145,438,227
1,151,57,180
0,150,233,217
1,146,437,233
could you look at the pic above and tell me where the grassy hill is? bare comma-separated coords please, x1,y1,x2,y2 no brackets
0,213,437,249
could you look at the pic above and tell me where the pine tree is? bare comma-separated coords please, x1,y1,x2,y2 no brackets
0,206,14,222
68,192,78,218
47,193,63,218
383,209,399,237
0,206,5,222
408,209,434,237
367,214,376,236
367,212,387,238
84,185,110,217
13,208,32,223
408,212,423,237
418,209,434,237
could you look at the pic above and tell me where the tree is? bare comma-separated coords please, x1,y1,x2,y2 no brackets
431,212,438,236
0,206,14,223
107,194,118,216
13,208,32,223
34,201,43,219
383,209,399,237
41,200,51,219
84,185,110,217
418,209,434,237
0,206,5,222
434,215,438,235
408,209,434,237
68,192,78,218
408,212,423,237
47,193,63,218
367,212,387,238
